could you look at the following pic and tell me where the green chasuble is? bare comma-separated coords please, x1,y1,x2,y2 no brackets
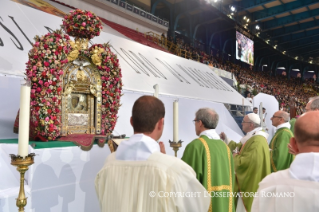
182,135,235,212
290,118,296,134
229,135,270,212
269,127,294,172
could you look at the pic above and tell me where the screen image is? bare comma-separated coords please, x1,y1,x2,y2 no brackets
236,31,254,66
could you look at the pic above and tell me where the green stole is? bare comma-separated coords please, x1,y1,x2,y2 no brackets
269,127,294,172
181,135,235,212
229,135,271,212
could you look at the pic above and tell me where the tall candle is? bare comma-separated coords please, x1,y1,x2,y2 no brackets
153,84,159,98
173,100,178,142
18,79,31,158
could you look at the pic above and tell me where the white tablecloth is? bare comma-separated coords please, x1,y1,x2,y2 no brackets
0,144,111,212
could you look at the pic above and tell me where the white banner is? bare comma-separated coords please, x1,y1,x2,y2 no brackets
0,0,251,106
253,93,279,143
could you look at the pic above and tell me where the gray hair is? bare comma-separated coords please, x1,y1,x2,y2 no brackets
278,111,290,122
309,96,319,110
195,108,219,129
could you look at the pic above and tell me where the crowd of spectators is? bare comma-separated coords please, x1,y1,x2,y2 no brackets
234,67,317,115
164,35,319,116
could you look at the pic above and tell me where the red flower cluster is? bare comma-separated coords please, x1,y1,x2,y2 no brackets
26,31,72,140
62,9,102,39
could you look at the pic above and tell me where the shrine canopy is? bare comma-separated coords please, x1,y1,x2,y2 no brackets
0,0,250,106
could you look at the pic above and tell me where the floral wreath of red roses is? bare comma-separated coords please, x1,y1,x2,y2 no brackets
25,10,122,141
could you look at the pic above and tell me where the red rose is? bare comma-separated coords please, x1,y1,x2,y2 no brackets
55,51,59,56
48,127,54,133
44,62,50,67
58,46,63,51
54,120,59,125
34,55,38,59
44,44,48,49
47,109,52,114
55,108,60,113
57,87,62,92
35,107,40,111
52,81,56,86
42,71,47,77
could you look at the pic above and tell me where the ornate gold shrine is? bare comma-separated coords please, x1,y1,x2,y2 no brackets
61,55,102,136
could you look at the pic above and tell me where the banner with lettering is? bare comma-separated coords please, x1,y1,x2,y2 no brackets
0,0,250,106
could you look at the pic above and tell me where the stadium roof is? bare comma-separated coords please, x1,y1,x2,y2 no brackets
152,0,319,69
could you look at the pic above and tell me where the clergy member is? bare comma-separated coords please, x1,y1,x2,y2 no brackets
95,96,210,212
252,111,319,212
269,111,294,172
289,96,319,154
181,108,235,212
220,113,270,212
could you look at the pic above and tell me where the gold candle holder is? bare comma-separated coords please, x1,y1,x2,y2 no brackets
169,140,183,157
10,153,35,212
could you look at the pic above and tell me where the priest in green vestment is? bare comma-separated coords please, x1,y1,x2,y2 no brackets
269,111,294,172
182,108,235,212
220,113,270,212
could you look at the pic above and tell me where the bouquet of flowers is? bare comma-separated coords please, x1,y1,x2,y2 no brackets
25,31,72,140
62,9,102,39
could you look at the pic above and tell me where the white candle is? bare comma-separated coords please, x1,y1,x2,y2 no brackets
18,79,31,158
173,100,178,142
153,84,159,98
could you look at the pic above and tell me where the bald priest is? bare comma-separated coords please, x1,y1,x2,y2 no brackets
252,111,319,212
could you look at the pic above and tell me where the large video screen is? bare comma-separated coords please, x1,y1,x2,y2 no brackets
236,31,254,65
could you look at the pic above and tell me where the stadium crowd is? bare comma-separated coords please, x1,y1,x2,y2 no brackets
166,35,319,116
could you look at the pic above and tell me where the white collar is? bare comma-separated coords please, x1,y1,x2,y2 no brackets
115,134,160,161
199,129,220,140
289,153,319,182
276,122,291,131
240,127,268,144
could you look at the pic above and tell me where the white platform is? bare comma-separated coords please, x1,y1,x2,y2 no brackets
0,144,111,212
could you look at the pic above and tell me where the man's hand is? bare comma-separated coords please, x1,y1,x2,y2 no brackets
220,132,226,141
159,141,166,154
288,143,297,155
